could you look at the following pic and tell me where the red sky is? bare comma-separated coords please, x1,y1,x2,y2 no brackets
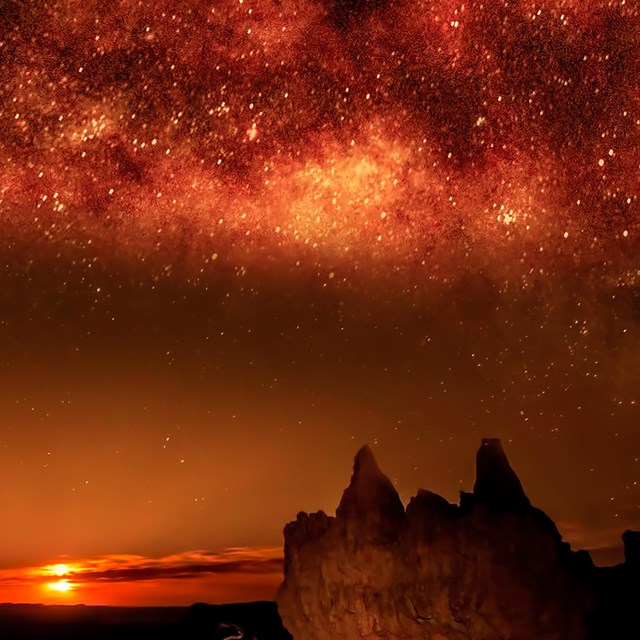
0,548,282,606
0,0,639,606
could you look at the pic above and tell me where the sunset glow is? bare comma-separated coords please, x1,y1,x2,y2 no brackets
48,564,72,577
0,549,283,606
47,579,74,593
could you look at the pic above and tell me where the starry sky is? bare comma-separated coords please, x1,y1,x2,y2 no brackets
0,0,639,606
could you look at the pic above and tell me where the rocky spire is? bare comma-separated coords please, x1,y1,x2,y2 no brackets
473,438,531,512
336,445,405,526
278,440,596,640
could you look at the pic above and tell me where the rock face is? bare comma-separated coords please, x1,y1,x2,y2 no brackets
588,530,640,639
276,440,594,640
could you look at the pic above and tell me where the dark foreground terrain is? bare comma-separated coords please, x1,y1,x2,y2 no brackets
0,601,292,640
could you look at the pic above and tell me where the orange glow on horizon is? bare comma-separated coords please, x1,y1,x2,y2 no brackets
39,562,83,580
49,564,71,577
0,548,283,606
47,579,75,593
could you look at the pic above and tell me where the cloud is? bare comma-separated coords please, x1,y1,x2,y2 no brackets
0,548,283,587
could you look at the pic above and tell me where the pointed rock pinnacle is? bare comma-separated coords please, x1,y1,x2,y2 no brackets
336,445,405,524
473,438,531,512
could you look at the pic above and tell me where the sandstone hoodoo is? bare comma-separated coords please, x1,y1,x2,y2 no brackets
335,444,405,542
277,439,636,640
472,438,531,512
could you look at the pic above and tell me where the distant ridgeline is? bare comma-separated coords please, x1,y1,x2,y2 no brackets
276,439,640,640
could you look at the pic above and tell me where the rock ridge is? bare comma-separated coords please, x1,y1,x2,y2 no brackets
277,439,637,640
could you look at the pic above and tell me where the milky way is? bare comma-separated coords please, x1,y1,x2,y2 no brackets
0,0,639,605
2,0,638,273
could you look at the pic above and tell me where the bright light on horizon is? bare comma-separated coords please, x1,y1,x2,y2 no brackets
0,548,283,606
50,564,71,577
47,579,74,593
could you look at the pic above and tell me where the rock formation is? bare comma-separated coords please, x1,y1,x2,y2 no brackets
472,438,530,512
588,530,640,639
276,439,596,640
335,444,405,543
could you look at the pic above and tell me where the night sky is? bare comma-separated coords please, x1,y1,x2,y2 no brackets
0,0,639,606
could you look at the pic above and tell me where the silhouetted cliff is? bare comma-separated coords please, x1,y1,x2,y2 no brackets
277,439,637,640
588,530,640,639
